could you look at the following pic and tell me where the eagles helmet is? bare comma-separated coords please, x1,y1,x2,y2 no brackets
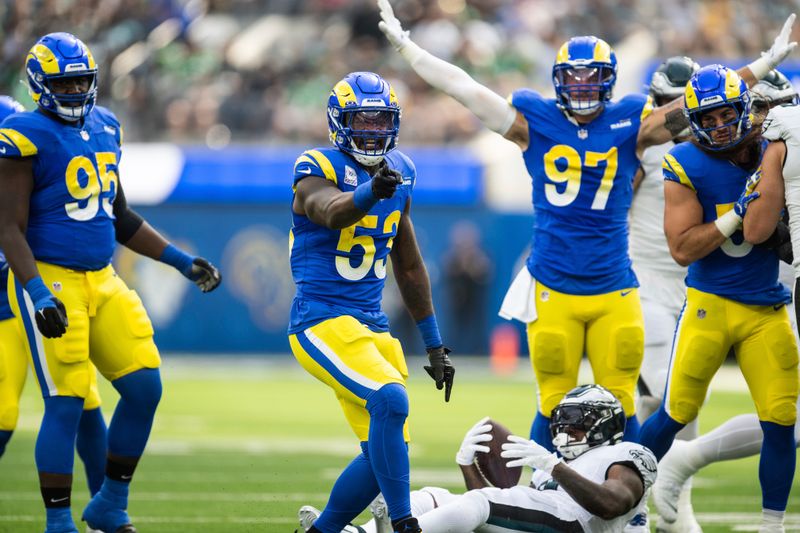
552,36,617,115
327,72,400,167
751,69,799,115
26,32,98,122
684,64,752,151
0,96,24,123
649,56,700,107
549,384,625,460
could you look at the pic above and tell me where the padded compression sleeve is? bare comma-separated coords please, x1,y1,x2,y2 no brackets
112,182,144,244
399,40,517,135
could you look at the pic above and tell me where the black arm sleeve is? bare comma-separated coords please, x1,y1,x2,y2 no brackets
757,220,793,265
113,181,144,244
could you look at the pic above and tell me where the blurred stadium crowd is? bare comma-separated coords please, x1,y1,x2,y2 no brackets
0,0,797,145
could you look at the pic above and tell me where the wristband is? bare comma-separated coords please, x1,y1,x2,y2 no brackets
159,243,194,276
416,314,443,350
746,57,771,81
25,275,52,302
353,181,379,212
714,210,742,238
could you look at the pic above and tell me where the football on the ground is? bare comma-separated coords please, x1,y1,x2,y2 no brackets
474,419,523,488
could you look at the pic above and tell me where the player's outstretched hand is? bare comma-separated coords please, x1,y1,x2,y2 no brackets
189,257,222,293
763,13,798,70
372,160,403,199
377,0,411,52
455,416,493,465
501,435,562,474
424,346,455,402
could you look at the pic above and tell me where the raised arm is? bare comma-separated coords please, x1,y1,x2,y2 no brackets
377,0,527,149
743,141,787,244
638,14,797,150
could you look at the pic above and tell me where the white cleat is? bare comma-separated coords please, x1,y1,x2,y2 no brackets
86,527,104,533
297,505,322,532
759,525,785,533
369,493,392,533
653,440,694,524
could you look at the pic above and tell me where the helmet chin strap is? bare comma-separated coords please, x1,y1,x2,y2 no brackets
352,152,385,166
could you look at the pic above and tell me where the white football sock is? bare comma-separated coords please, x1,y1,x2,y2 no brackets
689,414,764,468
418,490,489,533
760,508,785,532
360,488,459,533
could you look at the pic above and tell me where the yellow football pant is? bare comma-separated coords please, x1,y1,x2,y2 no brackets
527,280,644,416
289,315,410,442
666,288,799,425
8,262,160,400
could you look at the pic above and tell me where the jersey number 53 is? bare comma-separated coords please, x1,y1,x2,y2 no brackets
336,210,401,281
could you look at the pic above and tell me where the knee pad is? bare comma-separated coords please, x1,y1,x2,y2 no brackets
366,383,409,420
766,399,797,427
763,321,800,371
113,368,162,413
532,330,567,375
610,325,644,371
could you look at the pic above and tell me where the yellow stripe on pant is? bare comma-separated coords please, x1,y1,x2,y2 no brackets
665,287,799,425
8,261,160,400
526,280,644,416
289,315,410,442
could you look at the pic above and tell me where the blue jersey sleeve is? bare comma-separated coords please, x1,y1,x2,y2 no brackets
662,145,696,191
93,106,123,147
0,113,42,159
292,148,340,190
388,150,416,192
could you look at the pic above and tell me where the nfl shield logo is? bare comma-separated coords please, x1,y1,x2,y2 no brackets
80,130,90,141
344,166,358,187
52,282,62,292
697,309,706,319
577,129,588,140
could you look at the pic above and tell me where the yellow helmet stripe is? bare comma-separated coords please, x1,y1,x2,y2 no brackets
332,81,358,108
86,47,97,70
556,42,570,63
388,83,398,105
663,154,694,191
593,39,612,62
684,83,699,110
724,69,742,100
0,128,38,157
29,44,61,75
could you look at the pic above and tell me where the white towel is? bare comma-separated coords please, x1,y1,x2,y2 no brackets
498,267,537,324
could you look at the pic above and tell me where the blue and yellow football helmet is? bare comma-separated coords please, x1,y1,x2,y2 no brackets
552,36,617,115
327,72,400,166
25,32,97,122
684,64,752,151
0,96,24,123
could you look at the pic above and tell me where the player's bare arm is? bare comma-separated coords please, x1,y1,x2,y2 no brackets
550,462,643,520
0,157,37,283
294,176,368,230
664,181,728,266
390,198,434,321
743,141,787,244
458,463,491,490
376,0,523,148
637,14,797,151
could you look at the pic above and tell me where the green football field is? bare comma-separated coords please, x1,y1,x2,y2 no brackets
0,357,798,533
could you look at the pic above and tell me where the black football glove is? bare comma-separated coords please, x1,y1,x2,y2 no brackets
188,257,222,293
34,296,68,338
371,160,403,199
424,346,455,402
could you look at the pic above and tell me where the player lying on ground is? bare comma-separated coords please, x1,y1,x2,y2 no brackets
298,384,657,533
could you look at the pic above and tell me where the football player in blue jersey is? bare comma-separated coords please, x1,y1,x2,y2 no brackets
638,65,799,533
0,33,221,533
0,95,109,503
378,0,797,450
288,71,454,533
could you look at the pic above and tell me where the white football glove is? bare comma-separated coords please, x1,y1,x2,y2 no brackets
455,416,493,466
749,14,798,79
501,435,562,474
377,0,411,52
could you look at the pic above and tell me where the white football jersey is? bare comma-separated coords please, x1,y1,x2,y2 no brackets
529,442,657,533
630,141,687,276
763,105,800,278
